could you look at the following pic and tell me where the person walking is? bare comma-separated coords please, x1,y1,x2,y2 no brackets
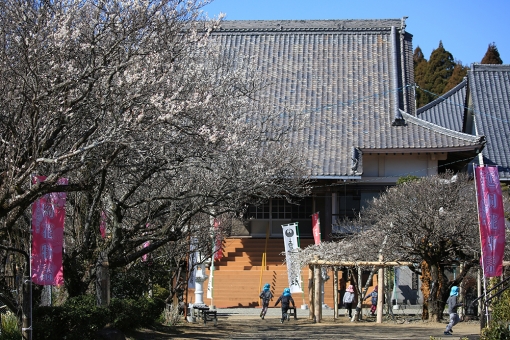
444,286,463,336
275,288,295,323
364,285,378,316
343,285,356,318
259,283,273,320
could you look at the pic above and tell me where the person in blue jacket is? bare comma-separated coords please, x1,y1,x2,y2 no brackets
444,286,463,336
364,285,378,316
259,283,274,320
275,288,295,323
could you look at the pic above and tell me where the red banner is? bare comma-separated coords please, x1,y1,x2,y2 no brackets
99,210,107,239
474,166,506,277
31,176,68,286
213,218,223,261
312,212,321,245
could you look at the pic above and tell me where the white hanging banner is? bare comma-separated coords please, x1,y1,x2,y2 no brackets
282,223,303,294
188,237,198,290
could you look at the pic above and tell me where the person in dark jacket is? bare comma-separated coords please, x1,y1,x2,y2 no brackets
259,283,274,319
444,286,463,336
364,285,378,316
275,288,295,323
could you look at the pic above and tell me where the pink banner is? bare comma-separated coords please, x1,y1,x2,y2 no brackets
31,176,68,286
475,166,506,277
312,212,321,245
99,210,107,239
142,223,150,262
213,218,223,261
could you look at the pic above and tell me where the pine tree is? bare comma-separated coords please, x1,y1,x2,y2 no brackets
481,42,503,64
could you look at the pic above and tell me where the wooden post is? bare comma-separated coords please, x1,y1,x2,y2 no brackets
314,256,321,322
308,264,314,320
333,268,338,319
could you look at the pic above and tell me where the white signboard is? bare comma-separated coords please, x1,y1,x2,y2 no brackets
282,223,303,294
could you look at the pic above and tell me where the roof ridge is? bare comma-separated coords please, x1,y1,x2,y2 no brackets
216,19,403,32
471,63,510,72
416,79,467,114
401,110,483,143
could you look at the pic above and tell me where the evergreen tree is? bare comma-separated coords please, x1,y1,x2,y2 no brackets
415,41,455,107
413,46,431,107
481,42,503,64
443,61,468,93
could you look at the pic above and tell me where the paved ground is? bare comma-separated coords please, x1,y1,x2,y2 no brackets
126,307,482,340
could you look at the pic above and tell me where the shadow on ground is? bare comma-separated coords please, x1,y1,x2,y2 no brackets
125,316,481,340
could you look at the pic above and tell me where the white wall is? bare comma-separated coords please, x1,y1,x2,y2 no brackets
363,153,446,180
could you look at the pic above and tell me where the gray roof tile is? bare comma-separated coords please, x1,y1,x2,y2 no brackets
212,20,485,178
417,64,510,180
416,79,467,132
470,64,510,179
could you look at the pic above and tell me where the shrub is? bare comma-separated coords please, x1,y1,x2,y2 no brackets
481,287,510,340
108,296,165,331
162,304,182,326
0,312,21,340
33,295,108,340
32,294,164,339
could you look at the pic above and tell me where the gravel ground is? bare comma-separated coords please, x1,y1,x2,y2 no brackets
125,307,482,340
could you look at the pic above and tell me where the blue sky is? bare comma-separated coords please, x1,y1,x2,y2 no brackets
202,0,509,66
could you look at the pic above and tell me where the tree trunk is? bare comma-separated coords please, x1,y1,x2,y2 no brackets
421,260,447,322
420,261,430,320
22,276,32,340
96,252,110,306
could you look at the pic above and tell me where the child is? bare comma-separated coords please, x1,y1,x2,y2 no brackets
364,285,378,316
259,283,273,319
343,285,355,318
444,286,463,336
275,287,295,323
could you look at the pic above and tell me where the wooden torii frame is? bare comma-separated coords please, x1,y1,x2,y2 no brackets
308,259,510,323
307,257,413,323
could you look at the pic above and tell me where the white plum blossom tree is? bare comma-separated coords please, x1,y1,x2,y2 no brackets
0,0,310,331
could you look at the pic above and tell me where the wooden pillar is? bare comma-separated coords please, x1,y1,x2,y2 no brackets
308,264,314,320
333,268,338,319
313,257,322,322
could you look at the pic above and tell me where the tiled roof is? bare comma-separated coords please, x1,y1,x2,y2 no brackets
417,64,510,180
416,79,467,132
469,64,510,179
211,20,485,178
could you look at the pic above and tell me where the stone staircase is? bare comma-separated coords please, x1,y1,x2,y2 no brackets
189,237,336,308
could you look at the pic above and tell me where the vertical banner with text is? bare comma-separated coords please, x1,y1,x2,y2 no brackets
312,212,321,245
99,210,107,239
282,223,303,294
188,237,198,289
31,176,68,286
213,218,223,262
474,165,506,277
